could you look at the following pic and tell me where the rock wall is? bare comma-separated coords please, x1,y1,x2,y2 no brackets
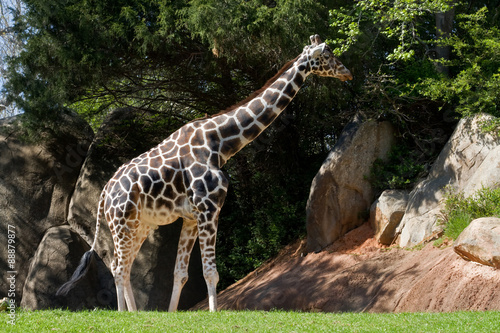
0,112,93,303
307,112,500,270
21,226,116,310
396,114,500,247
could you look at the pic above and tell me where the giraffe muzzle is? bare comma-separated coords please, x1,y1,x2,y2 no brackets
339,69,353,82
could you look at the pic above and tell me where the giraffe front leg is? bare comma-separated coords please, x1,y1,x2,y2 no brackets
168,219,199,312
198,217,219,312
191,169,227,312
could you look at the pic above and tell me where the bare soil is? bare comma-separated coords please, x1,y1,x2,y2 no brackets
194,223,500,312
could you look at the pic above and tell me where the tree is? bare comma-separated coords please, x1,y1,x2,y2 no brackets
0,0,23,117
435,4,456,76
420,7,500,124
5,0,341,125
325,1,500,193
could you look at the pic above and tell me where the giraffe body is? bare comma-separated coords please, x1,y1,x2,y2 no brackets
57,35,352,312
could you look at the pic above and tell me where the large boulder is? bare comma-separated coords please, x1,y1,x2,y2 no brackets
0,112,93,302
370,190,409,245
396,114,500,247
454,217,500,269
305,117,395,253
66,108,206,310
21,226,116,310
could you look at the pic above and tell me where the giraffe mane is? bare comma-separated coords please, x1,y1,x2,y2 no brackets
210,55,300,117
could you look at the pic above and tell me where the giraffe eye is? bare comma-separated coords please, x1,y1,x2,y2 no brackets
324,54,330,59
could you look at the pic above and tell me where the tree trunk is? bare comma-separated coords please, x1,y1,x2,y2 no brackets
435,6,456,76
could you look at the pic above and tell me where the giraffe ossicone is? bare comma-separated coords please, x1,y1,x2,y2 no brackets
57,34,352,312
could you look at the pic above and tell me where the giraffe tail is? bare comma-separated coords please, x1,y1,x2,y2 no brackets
56,190,106,297
55,250,96,296
90,188,106,251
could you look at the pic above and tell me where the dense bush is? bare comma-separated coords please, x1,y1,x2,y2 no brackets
441,186,500,240
368,143,427,194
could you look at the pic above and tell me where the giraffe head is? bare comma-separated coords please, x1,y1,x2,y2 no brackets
304,34,353,81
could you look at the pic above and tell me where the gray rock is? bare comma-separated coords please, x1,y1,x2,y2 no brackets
0,112,93,302
305,117,395,253
454,217,500,269
370,190,409,245
396,114,500,247
21,226,116,310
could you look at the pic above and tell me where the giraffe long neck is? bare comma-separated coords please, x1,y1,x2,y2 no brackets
216,58,309,164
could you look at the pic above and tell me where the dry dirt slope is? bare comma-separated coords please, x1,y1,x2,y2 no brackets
194,223,500,312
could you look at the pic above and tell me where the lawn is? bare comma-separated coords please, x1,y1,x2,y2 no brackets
2,309,500,332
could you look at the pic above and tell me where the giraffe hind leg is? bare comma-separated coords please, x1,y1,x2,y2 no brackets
111,219,151,311
113,257,136,311
112,258,126,311
199,222,219,312
196,209,222,312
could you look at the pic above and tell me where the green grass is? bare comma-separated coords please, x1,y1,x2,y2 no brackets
2,309,500,332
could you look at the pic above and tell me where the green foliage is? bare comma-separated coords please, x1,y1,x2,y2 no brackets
328,1,500,131
368,143,426,193
419,8,500,121
218,171,307,287
5,0,335,123
180,0,327,66
441,186,500,239
329,0,452,60
6,0,204,120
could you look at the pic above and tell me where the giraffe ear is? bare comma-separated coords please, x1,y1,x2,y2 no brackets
310,43,326,58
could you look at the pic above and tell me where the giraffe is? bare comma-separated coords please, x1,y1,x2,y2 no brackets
57,34,352,312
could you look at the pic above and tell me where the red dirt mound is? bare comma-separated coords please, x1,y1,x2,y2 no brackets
193,223,500,312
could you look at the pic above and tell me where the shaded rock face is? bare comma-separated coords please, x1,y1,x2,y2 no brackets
21,226,116,310
1,109,206,310
0,112,93,302
454,217,500,269
369,190,409,245
305,118,395,253
396,114,500,247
